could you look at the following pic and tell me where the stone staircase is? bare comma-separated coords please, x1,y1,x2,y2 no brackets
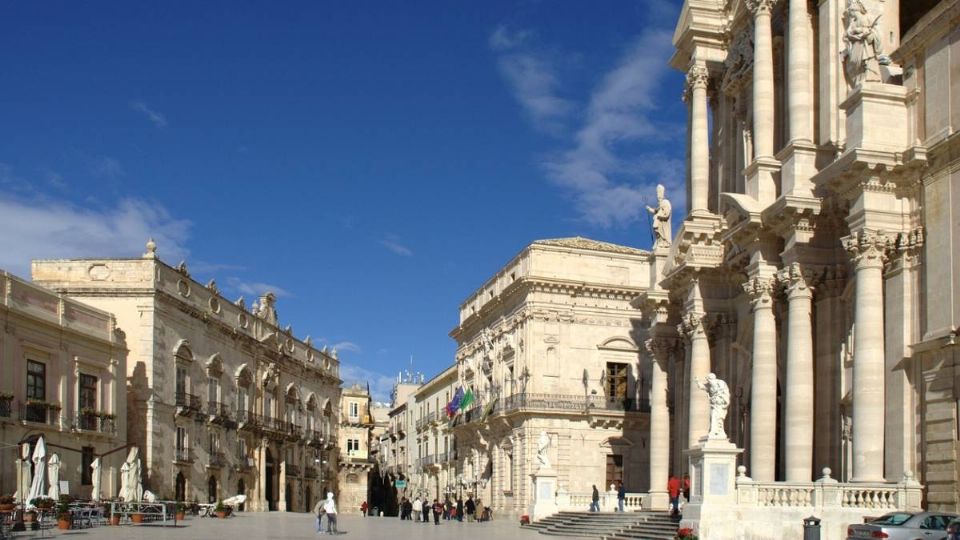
522,511,679,540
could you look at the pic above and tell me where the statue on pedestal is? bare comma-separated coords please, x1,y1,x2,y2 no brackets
842,0,891,88
537,431,551,468
697,373,730,440
645,184,672,248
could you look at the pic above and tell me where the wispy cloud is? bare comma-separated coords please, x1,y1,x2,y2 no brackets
340,363,395,403
490,24,573,136
380,235,413,257
491,24,684,227
130,100,168,128
332,341,361,354
89,156,125,179
224,277,292,299
0,192,190,277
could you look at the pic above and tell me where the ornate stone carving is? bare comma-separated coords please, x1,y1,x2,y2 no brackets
686,65,709,91
890,227,925,266
537,431,551,468
742,276,775,309
722,27,754,95
746,0,777,16
678,312,706,339
843,230,891,269
841,0,890,88
645,184,673,248
777,263,814,298
644,337,677,361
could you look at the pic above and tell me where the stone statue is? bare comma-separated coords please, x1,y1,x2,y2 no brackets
256,292,278,325
645,184,672,248
537,431,551,468
842,0,890,88
696,373,731,440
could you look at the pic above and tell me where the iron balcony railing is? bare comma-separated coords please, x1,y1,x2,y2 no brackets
207,451,228,468
0,396,12,418
286,464,301,477
174,447,194,463
20,402,60,425
495,393,650,415
207,401,232,420
74,410,117,434
175,392,202,413
304,467,317,479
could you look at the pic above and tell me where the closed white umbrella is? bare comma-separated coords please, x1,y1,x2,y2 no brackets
91,457,102,501
47,453,61,500
15,443,32,502
26,436,47,508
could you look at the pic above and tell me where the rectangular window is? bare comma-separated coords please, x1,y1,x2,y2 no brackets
79,374,98,411
207,377,218,405
27,360,46,401
349,402,358,418
176,426,188,461
237,437,247,461
81,447,94,485
238,388,248,414
607,362,629,400
176,366,187,397
264,394,273,418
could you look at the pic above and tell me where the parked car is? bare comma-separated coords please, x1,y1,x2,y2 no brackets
847,512,959,540
946,517,960,540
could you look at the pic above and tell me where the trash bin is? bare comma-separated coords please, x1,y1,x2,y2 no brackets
803,516,821,540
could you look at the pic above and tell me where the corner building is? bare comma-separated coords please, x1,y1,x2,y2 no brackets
31,244,340,511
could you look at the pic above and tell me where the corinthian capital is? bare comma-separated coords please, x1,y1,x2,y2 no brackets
678,312,705,340
746,0,777,15
742,276,775,310
645,337,677,360
776,262,813,299
843,230,891,269
686,65,709,91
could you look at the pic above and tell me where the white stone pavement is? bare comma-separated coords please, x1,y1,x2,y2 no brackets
13,513,583,540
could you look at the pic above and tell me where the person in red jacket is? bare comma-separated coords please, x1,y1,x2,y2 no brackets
667,475,681,517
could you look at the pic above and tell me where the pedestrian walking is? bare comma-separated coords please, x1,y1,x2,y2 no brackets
360,500,368,517
323,492,338,534
590,485,600,512
313,496,327,534
412,497,422,522
617,481,626,512
682,474,691,502
432,499,442,525
465,495,476,522
456,497,464,521
668,475,681,518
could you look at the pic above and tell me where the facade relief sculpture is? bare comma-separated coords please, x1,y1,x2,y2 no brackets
842,0,891,88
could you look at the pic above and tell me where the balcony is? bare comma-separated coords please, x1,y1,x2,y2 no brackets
206,401,232,425
307,430,325,447
73,410,117,434
175,392,202,416
20,401,61,426
174,447,194,464
286,424,303,442
237,410,260,431
207,451,227,469
285,464,301,477
304,467,317,479
484,393,651,419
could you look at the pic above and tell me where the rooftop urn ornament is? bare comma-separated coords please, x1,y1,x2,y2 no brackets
256,292,278,325
696,372,731,440
645,184,672,248
841,0,891,88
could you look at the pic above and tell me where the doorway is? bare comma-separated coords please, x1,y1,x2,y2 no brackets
237,479,246,511
265,449,276,511
208,476,218,503
175,471,186,501
605,454,623,489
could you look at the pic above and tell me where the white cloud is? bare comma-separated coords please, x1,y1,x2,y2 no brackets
540,29,685,227
224,277,292,299
0,194,190,277
89,156,125,179
380,236,413,257
130,100,168,128
489,24,573,135
332,341,362,354
339,363,395,403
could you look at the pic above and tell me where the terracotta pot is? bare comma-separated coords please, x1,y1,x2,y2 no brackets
0,503,14,512
24,511,37,523
110,514,121,526
215,511,227,519
131,513,144,523
175,512,185,521
57,517,71,530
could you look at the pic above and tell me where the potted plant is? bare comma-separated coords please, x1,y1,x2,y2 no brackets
214,500,227,519
56,495,73,530
676,527,699,540
175,502,187,521
31,497,54,511
131,508,145,523
0,495,15,512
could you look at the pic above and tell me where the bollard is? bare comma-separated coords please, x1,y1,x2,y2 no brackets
803,516,821,540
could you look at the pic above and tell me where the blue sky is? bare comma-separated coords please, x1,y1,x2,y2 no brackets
0,1,687,402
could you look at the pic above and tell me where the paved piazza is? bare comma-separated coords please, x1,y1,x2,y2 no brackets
11,514,563,540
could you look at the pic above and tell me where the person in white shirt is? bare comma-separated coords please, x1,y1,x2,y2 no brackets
412,497,423,522
323,492,338,534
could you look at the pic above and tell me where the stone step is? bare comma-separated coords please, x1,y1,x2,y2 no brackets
533,511,679,540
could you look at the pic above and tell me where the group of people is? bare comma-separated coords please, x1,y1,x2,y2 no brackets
589,481,627,512
667,474,692,518
313,492,339,535
397,495,491,524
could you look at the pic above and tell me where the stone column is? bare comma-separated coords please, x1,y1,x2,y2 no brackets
787,0,812,143
645,338,673,509
844,231,889,482
744,276,777,481
779,263,814,481
257,438,269,512
687,64,710,214
748,0,776,159
680,313,710,446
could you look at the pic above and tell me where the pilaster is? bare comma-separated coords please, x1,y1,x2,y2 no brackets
778,263,815,482
743,273,777,482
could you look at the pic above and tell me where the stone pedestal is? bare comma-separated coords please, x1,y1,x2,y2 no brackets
841,82,908,153
680,437,743,540
528,468,559,521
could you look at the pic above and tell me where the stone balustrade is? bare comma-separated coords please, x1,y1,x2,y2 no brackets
555,490,645,512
